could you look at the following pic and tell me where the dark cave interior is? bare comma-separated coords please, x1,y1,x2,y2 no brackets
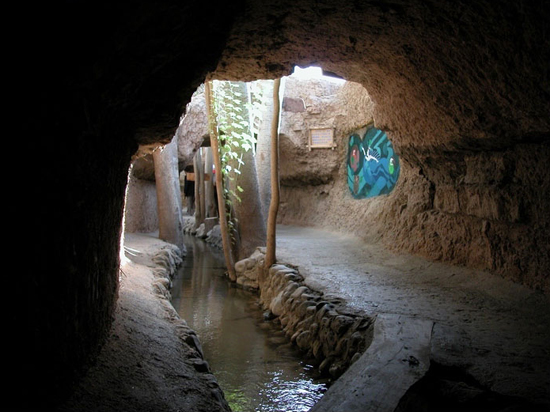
18,0,549,409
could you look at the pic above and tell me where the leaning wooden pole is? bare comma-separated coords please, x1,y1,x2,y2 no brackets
205,81,236,280
264,78,281,270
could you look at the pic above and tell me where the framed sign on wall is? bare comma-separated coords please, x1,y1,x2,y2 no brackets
308,127,336,150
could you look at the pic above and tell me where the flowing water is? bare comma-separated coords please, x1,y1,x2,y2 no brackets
170,235,327,412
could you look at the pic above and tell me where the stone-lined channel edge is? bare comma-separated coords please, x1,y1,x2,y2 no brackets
184,216,375,381
234,246,375,380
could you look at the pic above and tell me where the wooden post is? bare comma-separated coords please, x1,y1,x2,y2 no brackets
204,148,216,218
264,78,281,269
205,81,236,280
193,148,205,228
153,135,184,252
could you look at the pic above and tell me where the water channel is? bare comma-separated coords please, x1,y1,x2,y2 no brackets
170,235,328,412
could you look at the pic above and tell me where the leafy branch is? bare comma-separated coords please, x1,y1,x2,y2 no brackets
211,80,258,245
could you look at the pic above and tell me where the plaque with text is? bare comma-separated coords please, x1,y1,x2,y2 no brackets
309,127,335,150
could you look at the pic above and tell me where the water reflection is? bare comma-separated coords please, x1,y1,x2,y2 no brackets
171,235,327,412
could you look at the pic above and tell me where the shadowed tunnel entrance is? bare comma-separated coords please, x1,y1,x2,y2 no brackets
21,0,549,410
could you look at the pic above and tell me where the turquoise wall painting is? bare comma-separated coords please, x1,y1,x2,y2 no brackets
347,125,400,198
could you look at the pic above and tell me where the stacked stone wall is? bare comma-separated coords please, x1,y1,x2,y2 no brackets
235,251,374,379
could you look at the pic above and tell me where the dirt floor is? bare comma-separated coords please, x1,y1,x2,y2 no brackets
276,225,550,408
57,226,550,411
58,232,231,412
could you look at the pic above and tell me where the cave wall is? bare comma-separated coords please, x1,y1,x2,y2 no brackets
23,1,242,408
391,144,550,291
278,79,550,292
278,76,345,186
214,0,550,151
124,174,159,233
22,0,549,408
124,89,209,235
212,0,550,293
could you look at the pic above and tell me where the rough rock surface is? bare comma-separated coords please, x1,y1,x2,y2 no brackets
25,0,550,408
124,173,159,233
176,88,209,170
210,0,550,293
234,247,267,290
278,77,346,187
276,76,550,293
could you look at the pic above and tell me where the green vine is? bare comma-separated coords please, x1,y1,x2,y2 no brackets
211,80,261,244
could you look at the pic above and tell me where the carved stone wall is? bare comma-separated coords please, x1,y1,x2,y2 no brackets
24,0,549,408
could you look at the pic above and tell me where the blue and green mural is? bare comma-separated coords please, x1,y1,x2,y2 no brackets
347,125,400,198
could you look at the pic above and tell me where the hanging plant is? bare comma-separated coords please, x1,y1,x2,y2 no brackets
211,80,258,245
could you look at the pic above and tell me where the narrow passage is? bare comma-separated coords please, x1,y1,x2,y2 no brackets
170,234,327,412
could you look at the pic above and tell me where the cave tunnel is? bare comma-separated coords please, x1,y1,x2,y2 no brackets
18,0,549,410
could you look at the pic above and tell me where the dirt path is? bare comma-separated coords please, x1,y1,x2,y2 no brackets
57,227,549,411
275,225,550,406
58,233,230,412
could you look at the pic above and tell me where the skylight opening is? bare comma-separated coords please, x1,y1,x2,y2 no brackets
290,66,346,84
